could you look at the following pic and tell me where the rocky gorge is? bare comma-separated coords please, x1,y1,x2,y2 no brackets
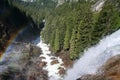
0,0,120,80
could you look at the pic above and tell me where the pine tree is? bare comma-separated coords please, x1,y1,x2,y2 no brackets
54,29,60,52
69,27,78,59
63,25,71,50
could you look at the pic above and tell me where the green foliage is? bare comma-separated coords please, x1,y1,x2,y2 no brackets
41,0,120,60
42,2,95,59
63,25,71,50
91,0,120,45
54,29,60,52
8,0,56,24
69,28,78,59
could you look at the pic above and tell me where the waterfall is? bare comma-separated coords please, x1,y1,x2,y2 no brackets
64,29,120,80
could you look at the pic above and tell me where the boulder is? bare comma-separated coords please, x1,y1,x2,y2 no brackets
58,67,65,75
40,56,46,60
102,55,120,80
39,61,47,67
50,60,59,65
50,57,56,60
101,55,120,72
29,45,42,57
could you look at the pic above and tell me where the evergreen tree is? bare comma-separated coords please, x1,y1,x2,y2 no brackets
63,24,71,50
69,27,78,59
54,29,60,52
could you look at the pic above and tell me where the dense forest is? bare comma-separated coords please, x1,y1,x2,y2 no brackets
8,0,57,26
7,0,120,60
42,0,120,59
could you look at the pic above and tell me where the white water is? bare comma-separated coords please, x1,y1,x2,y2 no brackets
64,29,120,80
37,39,65,79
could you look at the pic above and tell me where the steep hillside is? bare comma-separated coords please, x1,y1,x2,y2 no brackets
41,0,120,59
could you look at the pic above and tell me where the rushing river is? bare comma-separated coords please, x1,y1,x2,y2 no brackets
0,24,64,80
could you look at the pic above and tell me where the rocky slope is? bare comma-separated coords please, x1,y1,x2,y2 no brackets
0,43,49,80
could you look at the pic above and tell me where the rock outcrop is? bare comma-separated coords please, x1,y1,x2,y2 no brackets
58,67,65,75
50,60,59,65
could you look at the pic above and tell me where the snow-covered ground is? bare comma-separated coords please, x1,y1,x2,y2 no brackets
37,39,65,79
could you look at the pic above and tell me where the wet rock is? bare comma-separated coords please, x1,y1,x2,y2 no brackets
78,74,105,80
51,60,59,65
77,78,81,80
49,51,73,68
58,67,65,75
39,56,46,61
40,56,46,60
102,55,120,80
29,45,42,57
47,54,53,56
39,61,47,67
29,69,48,80
79,74,94,80
39,70,48,80
101,55,120,72
50,57,56,60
